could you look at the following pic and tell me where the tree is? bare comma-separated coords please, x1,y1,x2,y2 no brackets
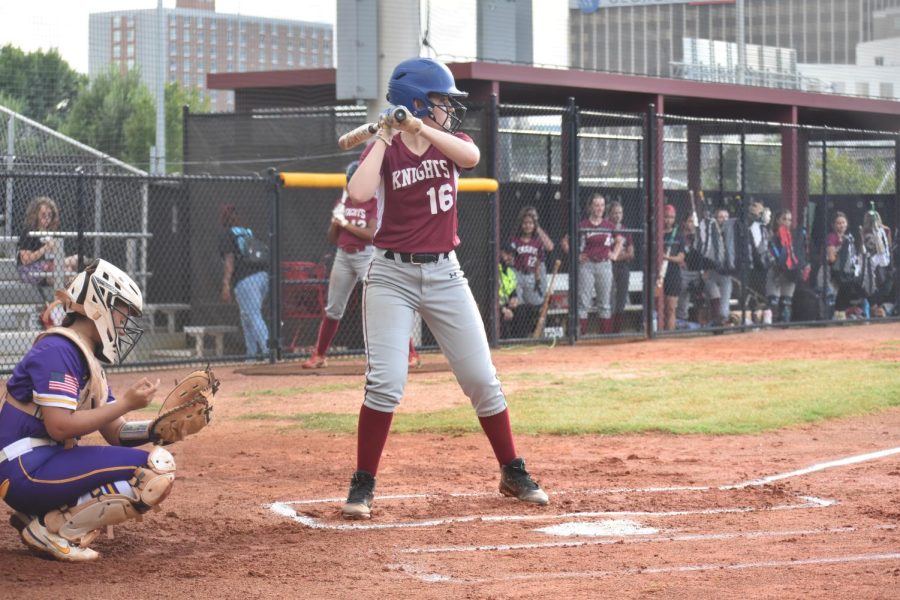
809,148,893,195
61,69,208,171
0,45,85,128
62,68,154,168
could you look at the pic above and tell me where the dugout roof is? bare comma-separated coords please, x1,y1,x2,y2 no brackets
207,62,900,131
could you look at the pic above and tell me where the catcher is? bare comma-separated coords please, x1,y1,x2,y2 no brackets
0,259,217,562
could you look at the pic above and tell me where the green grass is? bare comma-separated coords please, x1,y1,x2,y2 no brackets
235,359,900,436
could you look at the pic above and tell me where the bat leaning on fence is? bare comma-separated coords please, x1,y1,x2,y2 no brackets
532,259,562,338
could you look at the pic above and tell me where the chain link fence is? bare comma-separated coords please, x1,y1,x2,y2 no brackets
0,100,896,374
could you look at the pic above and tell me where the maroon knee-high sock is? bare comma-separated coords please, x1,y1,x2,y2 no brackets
478,409,518,466
356,405,393,476
315,317,340,357
408,338,418,357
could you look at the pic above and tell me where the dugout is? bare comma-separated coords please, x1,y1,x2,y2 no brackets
192,62,899,343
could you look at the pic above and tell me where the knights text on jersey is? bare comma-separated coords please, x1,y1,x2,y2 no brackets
336,196,377,251
361,132,472,253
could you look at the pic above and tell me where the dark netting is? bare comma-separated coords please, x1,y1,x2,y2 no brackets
576,110,648,339
496,104,566,341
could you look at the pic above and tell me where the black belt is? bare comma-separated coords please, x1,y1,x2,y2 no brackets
383,250,450,264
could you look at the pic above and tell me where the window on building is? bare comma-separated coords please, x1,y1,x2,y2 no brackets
240,48,247,60
127,29,134,42
113,15,121,28
170,27,177,41
855,81,870,97
184,59,191,72
259,34,265,49
127,44,134,57
874,56,884,66
300,55,306,67
113,45,121,58
184,29,191,43
227,47,233,59
198,17,204,29
114,30,121,43
184,45,190,57
127,16,134,27
287,55,294,66
127,58,135,70
879,82,894,98
170,43,177,56
198,30,205,44
169,59,176,72
197,45,204,58
258,52,265,64
184,73,191,86
211,32,217,45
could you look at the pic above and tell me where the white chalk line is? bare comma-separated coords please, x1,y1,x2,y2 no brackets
269,495,834,531
725,446,900,489
391,552,900,584
399,524,898,555
267,445,899,530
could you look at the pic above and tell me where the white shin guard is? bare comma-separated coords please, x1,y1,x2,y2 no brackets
44,447,176,547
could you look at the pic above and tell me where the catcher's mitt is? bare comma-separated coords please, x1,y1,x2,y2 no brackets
150,367,219,445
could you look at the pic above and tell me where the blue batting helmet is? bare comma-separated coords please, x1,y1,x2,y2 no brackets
345,160,359,183
386,58,468,133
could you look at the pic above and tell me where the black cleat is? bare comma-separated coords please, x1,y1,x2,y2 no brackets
500,458,549,505
341,470,376,519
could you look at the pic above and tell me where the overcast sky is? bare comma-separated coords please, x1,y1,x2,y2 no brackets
0,1,337,73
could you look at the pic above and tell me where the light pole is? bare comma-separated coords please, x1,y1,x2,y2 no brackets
155,0,166,174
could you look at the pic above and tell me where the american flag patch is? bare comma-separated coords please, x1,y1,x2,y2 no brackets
48,371,80,396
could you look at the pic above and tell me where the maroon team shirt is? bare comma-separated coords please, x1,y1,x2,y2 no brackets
335,196,377,252
579,218,616,261
509,235,545,273
360,132,473,253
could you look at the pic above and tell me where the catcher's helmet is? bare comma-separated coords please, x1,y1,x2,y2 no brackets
345,160,359,184
386,57,467,133
57,259,144,364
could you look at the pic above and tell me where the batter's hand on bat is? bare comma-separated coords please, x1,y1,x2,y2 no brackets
383,106,422,135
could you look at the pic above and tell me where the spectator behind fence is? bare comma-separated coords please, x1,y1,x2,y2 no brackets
509,206,554,314
858,205,893,318
817,211,858,320
766,209,809,324
16,196,78,292
659,204,685,331
676,213,706,328
567,194,622,335
699,207,736,327
219,204,269,359
498,241,536,338
607,201,634,333
735,200,772,321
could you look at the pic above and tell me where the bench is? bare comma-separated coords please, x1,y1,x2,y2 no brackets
183,325,239,358
143,303,191,334
545,271,647,317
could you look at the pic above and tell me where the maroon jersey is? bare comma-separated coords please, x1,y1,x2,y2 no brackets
336,196,377,251
579,218,616,261
360,132,473,253
509,235,545,273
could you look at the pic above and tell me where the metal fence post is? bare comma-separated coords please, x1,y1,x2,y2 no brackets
564,97,580,343
738,120,748,329
268,168,282,363
488,94,500,347
75,166,86,271
645,104,658,338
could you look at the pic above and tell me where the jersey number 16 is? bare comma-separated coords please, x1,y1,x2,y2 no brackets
426,184,454,215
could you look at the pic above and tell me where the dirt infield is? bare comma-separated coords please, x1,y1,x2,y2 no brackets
2,323,899,599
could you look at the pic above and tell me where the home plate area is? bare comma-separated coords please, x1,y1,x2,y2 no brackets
268,448,900,584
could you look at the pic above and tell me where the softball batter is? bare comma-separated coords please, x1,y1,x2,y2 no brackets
303,161,420,369
340,57,548,519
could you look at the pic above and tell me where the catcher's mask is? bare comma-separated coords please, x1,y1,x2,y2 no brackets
57,258,144,364
386,57,467,134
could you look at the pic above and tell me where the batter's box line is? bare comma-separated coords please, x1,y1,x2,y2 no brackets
268,494,835,531
390,551,900,584
398,523,899,555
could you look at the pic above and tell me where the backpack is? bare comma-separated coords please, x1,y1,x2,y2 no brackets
231,227,270,266
831,234,859,285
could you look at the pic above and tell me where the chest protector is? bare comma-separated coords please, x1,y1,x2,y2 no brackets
35,327,109,412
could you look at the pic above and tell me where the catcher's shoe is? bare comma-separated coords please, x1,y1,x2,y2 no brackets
341,470,375,519
408,352,421,369
9,511,30,533
500,458,549,505
302,353,327,369
21,517,99,562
